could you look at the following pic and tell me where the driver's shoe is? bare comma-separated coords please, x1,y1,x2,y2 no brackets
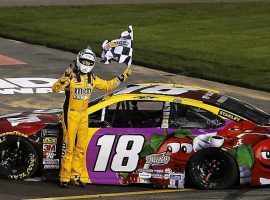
59,181,69,188
69,176,86,187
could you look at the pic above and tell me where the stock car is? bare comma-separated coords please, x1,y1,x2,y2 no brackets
0,83,269,189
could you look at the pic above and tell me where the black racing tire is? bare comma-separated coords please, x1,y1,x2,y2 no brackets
0,135,39,180
187,147,238,190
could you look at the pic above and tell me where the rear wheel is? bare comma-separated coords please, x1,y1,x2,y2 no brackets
187,148,238,189
0,135,39,180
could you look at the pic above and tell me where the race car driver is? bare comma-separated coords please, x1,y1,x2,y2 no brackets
52,46,132,188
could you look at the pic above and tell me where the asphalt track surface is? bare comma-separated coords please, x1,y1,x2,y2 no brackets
0,1,270,198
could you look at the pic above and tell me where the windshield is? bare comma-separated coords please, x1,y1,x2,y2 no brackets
214,95,270,126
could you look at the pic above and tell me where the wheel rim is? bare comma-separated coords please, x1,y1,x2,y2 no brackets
196,154,229,184
0,137,36,177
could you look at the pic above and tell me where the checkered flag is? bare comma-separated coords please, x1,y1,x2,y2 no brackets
101,25,133,66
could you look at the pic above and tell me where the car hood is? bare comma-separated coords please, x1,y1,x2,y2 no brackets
0,109,62,135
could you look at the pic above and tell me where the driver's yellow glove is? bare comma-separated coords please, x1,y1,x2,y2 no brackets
60,67,73,84
118,67,132,82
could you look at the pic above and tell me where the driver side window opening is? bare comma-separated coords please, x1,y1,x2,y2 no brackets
89,100,165,128
88,108,103,127
169,103,225,129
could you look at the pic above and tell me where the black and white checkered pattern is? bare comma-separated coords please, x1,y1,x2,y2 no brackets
101,25,133,66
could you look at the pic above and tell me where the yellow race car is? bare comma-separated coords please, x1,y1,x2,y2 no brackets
0,83,269,189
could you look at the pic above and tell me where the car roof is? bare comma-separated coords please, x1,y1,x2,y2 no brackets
111,83,221,103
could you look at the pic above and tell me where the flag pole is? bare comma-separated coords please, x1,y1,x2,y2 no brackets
127,25,133,70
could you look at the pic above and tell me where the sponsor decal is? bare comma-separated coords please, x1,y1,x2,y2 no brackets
202,91,214,100
145,152,170,166
0,78,59,94
41,129,59,138
7,114,41,126
151,173,164,179
139,172,151,179
163,102,170,112
44,151,57,159
163,115,169,120
114,85,198,96
7,152,36,180
163,112,170,116
153,169,164,174
43,137,57,144
161,119,169,128
161,102,170,128
27,153,36,174
44,164,59,169
138,168,153,173
43,144,56,152
217,96,228,103
167,171,185,188
165,168,172,174
218,110,242,122
163,174,169,180
33,109,62,114
0,131,27,138
133,96,155,100
8,173,27,180
169,173,183,180
43,158,59,165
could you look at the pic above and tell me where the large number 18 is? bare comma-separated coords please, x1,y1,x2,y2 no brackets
94,135,145,172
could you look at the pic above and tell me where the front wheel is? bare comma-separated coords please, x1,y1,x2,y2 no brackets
0,135,39,180
187,147,238,189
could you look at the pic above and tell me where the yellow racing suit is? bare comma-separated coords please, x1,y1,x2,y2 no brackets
52,68,129,183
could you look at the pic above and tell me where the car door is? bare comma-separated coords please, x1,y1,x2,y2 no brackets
84,99,170,185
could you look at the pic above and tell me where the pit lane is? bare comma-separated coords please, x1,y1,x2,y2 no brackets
0,37,270,200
